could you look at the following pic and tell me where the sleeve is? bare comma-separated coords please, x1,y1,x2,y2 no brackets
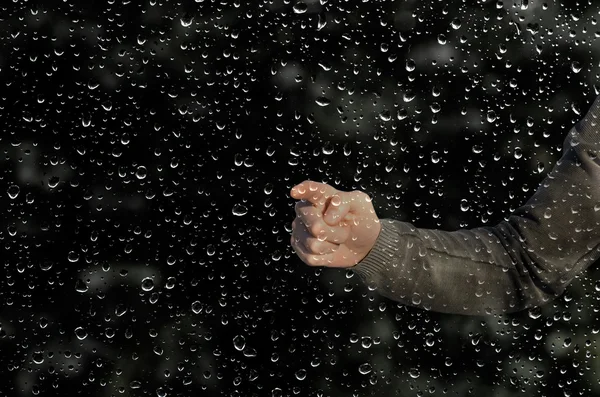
350,95,600,316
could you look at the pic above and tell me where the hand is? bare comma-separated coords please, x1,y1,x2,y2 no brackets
289,180,381,268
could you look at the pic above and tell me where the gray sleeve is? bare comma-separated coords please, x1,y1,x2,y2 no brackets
351,95,600,316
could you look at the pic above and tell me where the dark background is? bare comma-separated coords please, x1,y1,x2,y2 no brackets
1,0,600,396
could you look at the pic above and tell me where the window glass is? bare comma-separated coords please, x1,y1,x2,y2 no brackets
1,1,599,397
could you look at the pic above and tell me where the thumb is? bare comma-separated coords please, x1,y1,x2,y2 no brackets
323,194,351,226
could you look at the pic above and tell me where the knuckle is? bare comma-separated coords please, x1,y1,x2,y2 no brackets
310,223,323,236
295,200,310,215
354,190,368,199
306,256,318,266
307,239,319,253
353,190,370,204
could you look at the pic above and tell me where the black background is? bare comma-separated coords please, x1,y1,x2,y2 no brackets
1,1,600,396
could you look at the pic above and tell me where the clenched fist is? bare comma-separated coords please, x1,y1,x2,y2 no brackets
289,180,382,268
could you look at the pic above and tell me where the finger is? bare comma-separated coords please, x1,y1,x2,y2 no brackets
323,194,349,226
324,191,370,226
292,218,339,255
290,232,336,267
290,180,338,208
295,201,351,244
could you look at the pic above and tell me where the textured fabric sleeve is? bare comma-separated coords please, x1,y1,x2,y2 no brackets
351,95,600,316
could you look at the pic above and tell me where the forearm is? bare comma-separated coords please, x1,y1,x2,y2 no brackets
352,95,600,316
351,219,565,316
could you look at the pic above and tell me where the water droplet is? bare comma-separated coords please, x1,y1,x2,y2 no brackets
514,147,523,159
408,368,420,379
191,301,203,314
74,326,88,340
136,166,147,180
75,279,88,293
397,108,408,120
233,335,246,351
486,110,497,123
141,277,154,291
206,244,216,256
7,185,19,199
361,336,372,348
405,59,416,72
243,347,257,358
232,203,248,216
68,251,80,263
180,15,194,27
32,352,44,364
156,387,167,397
115,304,127,317
130,380,142,389
451,18,462,29
425,334,435,347
358,363,372,375
537,162,545,173
526,116,534,127
571,61,582,73
343,143,351,156
315,96,330,106
264,183,273,195
317,12,327,30
403,91,415,102
48,176,60,189
378,110,391,121
322,141,334,155
460,199,469,212
528,307,542,319
295,369,307,380
293,2,307,14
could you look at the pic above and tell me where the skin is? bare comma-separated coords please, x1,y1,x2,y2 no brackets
289,180,382,268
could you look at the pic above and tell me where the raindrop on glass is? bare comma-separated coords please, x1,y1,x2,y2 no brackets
75,279,88,293
141,277,155,291
451,18,461,29
191,301,203,314
295,369,307,381
232,203,248,216
74,326,88,340
315,96,331,107
233,335,246,351
136,166,147,180
293,2,307,13
317,12,327,30
180,15,193,27
7,185,19,199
